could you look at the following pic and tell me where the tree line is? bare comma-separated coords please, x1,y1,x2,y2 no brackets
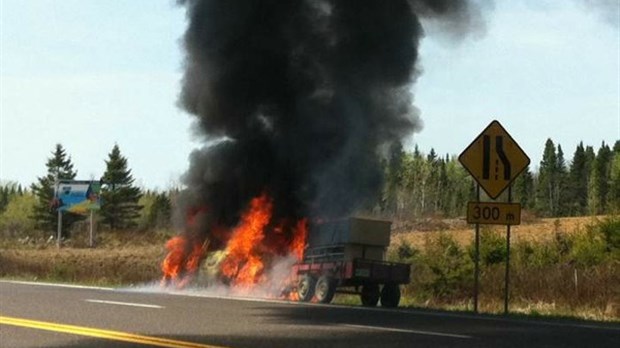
0,144,171,239
380,139,620,219
1,138,619,239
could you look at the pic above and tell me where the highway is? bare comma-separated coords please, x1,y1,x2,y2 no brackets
1,280,618,348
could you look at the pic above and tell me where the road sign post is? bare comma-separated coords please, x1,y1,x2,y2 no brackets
459,120,530,316
473,185,480,314
505,188,512,314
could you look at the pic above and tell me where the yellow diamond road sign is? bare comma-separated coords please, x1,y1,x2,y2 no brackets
459,120,530,199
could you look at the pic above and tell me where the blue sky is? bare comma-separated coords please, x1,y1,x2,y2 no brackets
1,1,619,190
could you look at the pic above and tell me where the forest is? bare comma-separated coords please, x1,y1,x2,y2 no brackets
1,139,619,238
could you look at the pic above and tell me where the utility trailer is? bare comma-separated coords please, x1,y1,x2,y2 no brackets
290,217,411,307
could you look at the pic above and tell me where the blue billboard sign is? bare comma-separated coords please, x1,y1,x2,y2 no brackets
54,180,101,215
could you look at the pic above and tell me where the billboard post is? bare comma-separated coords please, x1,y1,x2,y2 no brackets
57,210,62,249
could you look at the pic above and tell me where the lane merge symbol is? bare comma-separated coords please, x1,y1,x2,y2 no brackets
482,135,511,181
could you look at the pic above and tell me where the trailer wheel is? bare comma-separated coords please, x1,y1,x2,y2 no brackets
380,283,401,308
360,283,380,307
297,275,316,302
315,276,336,304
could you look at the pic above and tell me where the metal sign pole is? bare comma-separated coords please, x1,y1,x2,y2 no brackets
504,185,512,315
474,184,480,314
89,210,94,248
56,210,62,249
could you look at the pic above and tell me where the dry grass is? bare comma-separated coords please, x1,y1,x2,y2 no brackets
0,246,164,285
391,215,603,249
0,228,171,285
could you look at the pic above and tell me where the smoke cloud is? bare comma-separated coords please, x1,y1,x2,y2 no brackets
175,0,484,242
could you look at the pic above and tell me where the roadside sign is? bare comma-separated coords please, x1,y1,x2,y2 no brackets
54,180,101,215
467,202,521,225
459,120,530,199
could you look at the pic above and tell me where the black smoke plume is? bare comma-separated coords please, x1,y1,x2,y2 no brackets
175,0,482,245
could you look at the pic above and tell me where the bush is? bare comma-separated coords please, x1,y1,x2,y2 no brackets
597,216,620,256
568,226,607,267
513,240,560,268
0,194,36,238
138,192,172,230
389,240,418,263
423,232,473,298
468,228,506,266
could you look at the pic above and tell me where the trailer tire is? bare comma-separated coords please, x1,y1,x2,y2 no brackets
361,283,380,307
315,276,336,304
298,275,316,302
380,283,401,308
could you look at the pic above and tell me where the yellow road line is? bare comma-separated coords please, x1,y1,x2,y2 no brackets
0,315,226,348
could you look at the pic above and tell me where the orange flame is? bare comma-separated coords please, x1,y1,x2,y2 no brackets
160,193,308,295
291,218,308,262
160,236,209,289
160,236,186,285
220,193,271,288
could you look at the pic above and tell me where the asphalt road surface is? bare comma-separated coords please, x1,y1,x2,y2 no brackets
1,280,618,348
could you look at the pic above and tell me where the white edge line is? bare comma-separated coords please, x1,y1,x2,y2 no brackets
340,324,472,339
84,299,163,309
0,280,113,291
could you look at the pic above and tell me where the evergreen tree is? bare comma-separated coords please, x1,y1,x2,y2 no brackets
587,143,612,215
608,154,620,212
567,142,589,215
0,186,9,213
426,148,442,213
587,157,601,215
441,156,471,217
100,144,143,229
609,139,620,212
584,145,596,171
397,146,430,218
513,166,535,209
536,139,558,216
382,141,405,215
148,192,172,229
30,144,79,237
555,145,569,216
437,156,449,214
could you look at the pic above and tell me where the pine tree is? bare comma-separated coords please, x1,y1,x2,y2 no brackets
383,141,405,215
441,156,471,217
536,139,558,216
587,142,613,215
426,148,442,213
100,144,143,229
513,166,535,209
30,144,79,237
555,145,569,216
0,186,9,213
567,142,589,215
148,192,172,229
608,154,620,212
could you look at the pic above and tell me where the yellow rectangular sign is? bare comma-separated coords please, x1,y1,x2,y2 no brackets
467,202,521,225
